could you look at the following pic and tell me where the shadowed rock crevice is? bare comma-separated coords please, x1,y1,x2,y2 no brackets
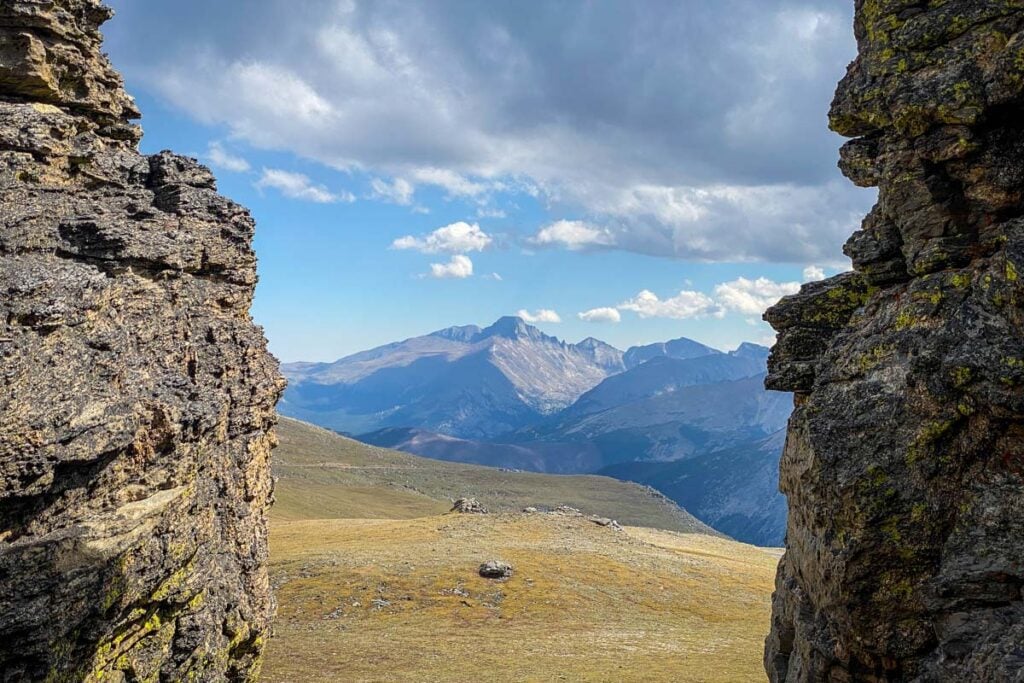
0,1,283,680
765,1,1024,681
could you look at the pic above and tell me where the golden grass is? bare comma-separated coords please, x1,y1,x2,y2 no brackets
263,513,777,682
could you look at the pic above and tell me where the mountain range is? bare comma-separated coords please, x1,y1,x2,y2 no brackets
280,317,792,544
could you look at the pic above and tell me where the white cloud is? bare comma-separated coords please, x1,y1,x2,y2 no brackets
517,308,562,323
410,168,488,198
125,0,871,263
256,169,353,203
618,289,721,320
532,220,614,251
370,177,415,205
206,142,250,173
577,307,621,324
803,265,825,281
428,254,474,279
393,222,493,254
714,277,801,315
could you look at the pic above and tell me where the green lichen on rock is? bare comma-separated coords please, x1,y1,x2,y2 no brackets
766,1,1024,681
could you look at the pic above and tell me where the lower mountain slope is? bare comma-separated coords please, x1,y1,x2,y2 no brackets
273,417,712,533
264,418,780,682
600,430,788,546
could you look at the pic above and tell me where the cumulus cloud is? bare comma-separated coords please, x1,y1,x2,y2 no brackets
516,309,562,323
611,275,802,321
392,222,493,254
428,254,474,279
370,177,415,205
256,168,353,203
577,307,622,324
206,142,250,172
105,0,873,264
532,220,614,251
713,277,801,315
618,289,721,320
803,265,825,281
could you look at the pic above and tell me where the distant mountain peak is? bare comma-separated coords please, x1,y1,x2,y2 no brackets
729,342,770,361
476,316,546,341
623,336,720,369
576,337,614,349
431,324,482,342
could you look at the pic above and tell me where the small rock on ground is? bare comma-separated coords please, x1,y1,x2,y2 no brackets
479,560,514,580
451,497,488,514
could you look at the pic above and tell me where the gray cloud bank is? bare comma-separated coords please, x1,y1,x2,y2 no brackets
105,0,875,263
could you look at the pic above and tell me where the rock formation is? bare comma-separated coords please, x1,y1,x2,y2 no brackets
0,1,282,680
765,1,1024,681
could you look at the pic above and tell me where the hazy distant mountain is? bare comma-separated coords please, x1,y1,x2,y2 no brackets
600,430,788,546
280,316,623,438
623,336,720,369
552,350,771,424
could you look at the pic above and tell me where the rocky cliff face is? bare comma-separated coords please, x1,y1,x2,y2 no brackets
765,1,1024,681
0,1,283,680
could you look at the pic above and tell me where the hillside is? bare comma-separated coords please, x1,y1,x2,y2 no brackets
272,417,713,533
266,418,780,682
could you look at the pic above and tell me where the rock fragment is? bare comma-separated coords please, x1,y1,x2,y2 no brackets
451,497,488,514
478,561,514,580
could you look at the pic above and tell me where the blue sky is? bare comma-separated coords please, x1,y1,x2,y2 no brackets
103,0,876,362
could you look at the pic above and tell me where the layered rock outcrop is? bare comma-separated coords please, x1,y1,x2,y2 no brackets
0,1,282,680
765,1,1024,681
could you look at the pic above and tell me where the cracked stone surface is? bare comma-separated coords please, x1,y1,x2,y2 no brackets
765,1,1024,681
0,1,283,680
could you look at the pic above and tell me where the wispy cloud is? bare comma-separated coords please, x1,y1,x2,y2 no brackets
206,142,250,173
531,220,614,251
256,169,353,203
517,308,562,323
370,177,415,205
577,307,621,324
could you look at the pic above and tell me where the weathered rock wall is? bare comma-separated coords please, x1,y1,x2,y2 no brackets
765,1,1024,681
0,1,283,680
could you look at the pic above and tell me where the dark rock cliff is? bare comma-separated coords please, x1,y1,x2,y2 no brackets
765,1,1024,681
0,1,283,680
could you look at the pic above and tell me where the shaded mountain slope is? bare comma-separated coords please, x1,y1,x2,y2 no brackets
280,317,624,438
600,430,788,546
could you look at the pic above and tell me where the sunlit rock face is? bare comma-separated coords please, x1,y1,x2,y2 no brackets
765,1,1024,681
0,1,283,680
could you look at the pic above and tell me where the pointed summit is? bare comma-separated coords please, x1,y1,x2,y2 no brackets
476,316,546,341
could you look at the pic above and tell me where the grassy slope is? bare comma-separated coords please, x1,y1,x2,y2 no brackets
273,417,714,533
265,418,777,682
264,514,778,683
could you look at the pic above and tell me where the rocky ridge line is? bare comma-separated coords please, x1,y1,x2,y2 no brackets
765,1,1024,681
0,1,282,680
